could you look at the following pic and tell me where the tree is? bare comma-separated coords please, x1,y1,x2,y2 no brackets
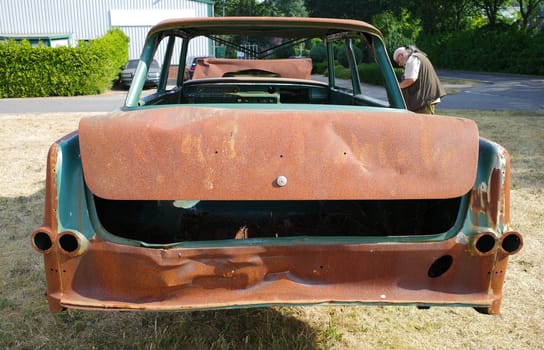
304,0,391,21
216,0,307,17
215,0,262,16
372,9,422,54
259,0,308,17
400,0,477,33
305,0,479,34
474,0,509,26
518,0,544,29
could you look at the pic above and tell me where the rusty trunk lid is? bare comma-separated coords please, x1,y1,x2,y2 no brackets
79,106,478,201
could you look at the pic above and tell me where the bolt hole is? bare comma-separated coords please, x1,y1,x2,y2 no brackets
428,255,453,278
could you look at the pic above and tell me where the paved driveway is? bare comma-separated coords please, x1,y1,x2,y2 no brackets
437,71,544,112
0,71,543,113
0,89,127,114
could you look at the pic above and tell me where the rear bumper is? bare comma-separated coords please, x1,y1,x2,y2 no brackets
34,233,521,314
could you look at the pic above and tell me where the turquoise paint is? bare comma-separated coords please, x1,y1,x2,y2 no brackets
460,138,509,236
373,37,405,109
55,134,96,240
123,103,407,113
345,39,362,95
125,34,159,107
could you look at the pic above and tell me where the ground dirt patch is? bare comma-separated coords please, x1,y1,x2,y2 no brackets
0,111,542,349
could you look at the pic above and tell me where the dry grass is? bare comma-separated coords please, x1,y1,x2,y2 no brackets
0,111,542,349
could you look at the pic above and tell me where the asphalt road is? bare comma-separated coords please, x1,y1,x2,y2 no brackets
436,70,544,113
0,89,128,114
0,71,542,114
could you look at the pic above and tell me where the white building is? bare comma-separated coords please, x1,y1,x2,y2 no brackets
0,0,214,63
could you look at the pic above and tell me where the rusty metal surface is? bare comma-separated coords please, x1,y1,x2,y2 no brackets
42,236,505,313
79,108,479,201
149,17,384,41
192,58,313,80
32,139,64,313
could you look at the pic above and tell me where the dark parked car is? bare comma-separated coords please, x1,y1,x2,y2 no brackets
119,59,161,87
32,17,522,315
186,56,210,79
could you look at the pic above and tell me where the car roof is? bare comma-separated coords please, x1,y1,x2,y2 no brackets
147,17,384,40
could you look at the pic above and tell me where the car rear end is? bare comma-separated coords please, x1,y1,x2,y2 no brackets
31,17,522,315
31,107,522,314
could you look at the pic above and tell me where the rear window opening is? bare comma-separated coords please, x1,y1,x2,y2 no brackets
93,197,462,244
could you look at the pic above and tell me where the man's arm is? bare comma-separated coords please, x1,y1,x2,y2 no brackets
399,78,415,89
400,55,420,89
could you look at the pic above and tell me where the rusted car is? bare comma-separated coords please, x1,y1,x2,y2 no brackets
32,17,522,314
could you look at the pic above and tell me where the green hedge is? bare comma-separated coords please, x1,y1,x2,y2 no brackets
418,27,544,75
0,29,128,97
321,63,402,87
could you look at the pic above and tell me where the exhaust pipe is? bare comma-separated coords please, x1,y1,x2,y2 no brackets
31,228,54,254
57,231,89,257
470,232,498,256
499,231,523,255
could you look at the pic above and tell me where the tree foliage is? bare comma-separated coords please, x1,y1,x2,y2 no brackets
402,0,477,33
220,0,544,38
518,0,544,29
372,9,422,55
304,0,391,21
259,0,308,17
215,0,307,17
419,27,544,74
213,0,544,75
474,0,510,26
215,0,259,16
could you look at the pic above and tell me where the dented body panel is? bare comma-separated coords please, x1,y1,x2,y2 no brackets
32,17,521,315
79,108,479,201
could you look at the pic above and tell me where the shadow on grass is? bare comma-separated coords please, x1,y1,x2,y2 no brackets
0,189,318,349
49,307,318,349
